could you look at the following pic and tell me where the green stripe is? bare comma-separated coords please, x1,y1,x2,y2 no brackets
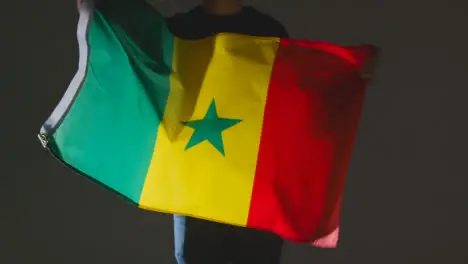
50,0,174,203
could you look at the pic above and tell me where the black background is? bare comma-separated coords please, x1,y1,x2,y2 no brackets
2,0,468,263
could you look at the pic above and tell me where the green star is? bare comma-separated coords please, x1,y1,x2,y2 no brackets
184,100,242,156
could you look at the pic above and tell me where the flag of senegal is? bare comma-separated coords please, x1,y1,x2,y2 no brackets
39,0,376,246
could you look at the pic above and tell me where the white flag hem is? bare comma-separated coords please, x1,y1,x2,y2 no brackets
38,0,95,141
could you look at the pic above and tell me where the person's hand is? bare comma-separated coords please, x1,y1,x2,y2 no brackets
360,46,380,81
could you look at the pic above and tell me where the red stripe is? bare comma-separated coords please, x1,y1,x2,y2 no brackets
247,39,373,243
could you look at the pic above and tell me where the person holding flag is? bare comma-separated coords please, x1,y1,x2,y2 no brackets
65,1,379,264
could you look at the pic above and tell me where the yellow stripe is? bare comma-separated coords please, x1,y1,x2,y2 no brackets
139,35,279,226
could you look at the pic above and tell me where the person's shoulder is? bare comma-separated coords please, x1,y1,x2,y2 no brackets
243,7,289,38
166,6,206,39
166,6,202,28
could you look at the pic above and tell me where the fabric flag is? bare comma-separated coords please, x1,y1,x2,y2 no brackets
38,0,375,247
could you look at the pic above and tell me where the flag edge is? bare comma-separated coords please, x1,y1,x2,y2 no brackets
38,0,95,144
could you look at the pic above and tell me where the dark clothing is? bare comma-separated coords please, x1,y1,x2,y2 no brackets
167,6,289,39
174,215,283,264
167,6,288,264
